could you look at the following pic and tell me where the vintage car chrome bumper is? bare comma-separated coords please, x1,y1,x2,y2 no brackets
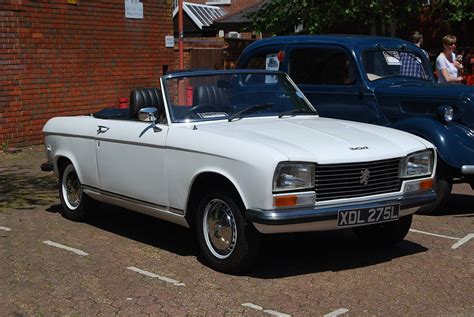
246,190,436,234
461,165,474,175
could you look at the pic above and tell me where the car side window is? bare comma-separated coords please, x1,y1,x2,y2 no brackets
243,51,279,70
289,48,355,85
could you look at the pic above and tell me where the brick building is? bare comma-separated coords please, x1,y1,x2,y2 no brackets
1,0,175,148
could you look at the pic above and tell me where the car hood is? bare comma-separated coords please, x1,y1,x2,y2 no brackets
373,80,474,129
196,117,432,163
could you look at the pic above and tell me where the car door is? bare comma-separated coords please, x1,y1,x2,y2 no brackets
94,119,169,208
286,45,384,124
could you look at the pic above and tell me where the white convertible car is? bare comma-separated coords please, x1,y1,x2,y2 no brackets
43,70,437,273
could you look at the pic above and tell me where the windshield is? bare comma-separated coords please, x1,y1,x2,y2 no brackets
362,49,432,81
163,71,316,123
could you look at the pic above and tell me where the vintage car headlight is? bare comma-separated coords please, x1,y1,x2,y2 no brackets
400,150,433,178
437,105,453,123
273,162,315,192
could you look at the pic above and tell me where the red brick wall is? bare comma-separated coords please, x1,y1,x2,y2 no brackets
0,0,175,148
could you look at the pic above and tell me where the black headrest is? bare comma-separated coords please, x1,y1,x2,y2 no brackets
193,85,228,107
129,88,163,119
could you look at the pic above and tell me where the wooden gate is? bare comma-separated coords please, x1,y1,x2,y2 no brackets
191,48,223,70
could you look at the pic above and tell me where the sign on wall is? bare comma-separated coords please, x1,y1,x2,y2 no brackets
125,0,144,19
165,36,175,48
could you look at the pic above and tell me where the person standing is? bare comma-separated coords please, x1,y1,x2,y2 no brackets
400,31,429,79
436,34,464,84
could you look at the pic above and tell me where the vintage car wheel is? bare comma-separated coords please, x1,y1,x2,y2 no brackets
59,163,94,221
417,177,452,215
196,191,260,273
353,215,412,246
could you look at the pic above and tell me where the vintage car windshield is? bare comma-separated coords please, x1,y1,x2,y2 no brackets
362,49,432,81
163,71,316,123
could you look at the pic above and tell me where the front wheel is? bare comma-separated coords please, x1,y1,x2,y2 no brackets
59,163,95,221
417,177,452,215
195,190,260,274
353,215,412,246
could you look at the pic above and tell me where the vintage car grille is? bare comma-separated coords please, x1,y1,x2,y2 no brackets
315,158,402,202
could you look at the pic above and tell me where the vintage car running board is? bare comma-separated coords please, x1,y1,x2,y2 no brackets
83,186,189,228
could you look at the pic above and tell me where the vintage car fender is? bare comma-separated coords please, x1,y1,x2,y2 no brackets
391,117,474,171
43,116,100,189
164,125,288,213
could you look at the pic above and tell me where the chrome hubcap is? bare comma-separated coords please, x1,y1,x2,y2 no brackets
203,199,237,259
62,166,82,210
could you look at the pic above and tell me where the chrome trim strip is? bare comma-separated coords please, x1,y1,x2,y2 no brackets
82,186,189,228
45,132,167,149
461,165,474,175
45,132,229,158
166,146,233,160
44,132,95,140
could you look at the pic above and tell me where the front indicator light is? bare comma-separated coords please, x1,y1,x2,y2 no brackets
405,179,433,193
274,195,297,207
420,179,433,190
273,192,316,208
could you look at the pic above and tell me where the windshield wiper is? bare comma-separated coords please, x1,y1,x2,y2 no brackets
228,103,273,122
278,108,318,118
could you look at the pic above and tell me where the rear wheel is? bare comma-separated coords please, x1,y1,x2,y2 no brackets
353,215,412,246
195,190,260,274
59,163,95,221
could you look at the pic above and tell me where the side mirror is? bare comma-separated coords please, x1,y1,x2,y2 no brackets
138,107,158,122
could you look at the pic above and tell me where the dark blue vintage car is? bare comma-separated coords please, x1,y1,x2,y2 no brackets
238,35,474,213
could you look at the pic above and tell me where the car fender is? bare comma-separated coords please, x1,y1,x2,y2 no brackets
391,118,474,170
185,167,252,211
167,155,276,213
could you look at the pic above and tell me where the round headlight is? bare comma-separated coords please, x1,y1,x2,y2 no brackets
437,105,453,123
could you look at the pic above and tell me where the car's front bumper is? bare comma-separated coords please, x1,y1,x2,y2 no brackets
461,165,474,175
246,190,436,234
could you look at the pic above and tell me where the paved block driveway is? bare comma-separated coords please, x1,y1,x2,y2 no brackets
1,147,473,316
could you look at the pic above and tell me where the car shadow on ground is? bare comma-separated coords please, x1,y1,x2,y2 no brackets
47,203,427,277
248,231,427,279
47,203,197,257
426,193,474,217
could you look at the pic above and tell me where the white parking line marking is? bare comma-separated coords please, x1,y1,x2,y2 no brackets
0,226,11,231
451,234,474,249
43,240,89,256
409,229,459,240
410,229,474,250
242,303,291,317
263,309,292,317
126,267,185,286
242,303,263,310
324,308,349,317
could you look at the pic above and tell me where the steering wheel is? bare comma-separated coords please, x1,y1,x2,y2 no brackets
186,104,220,118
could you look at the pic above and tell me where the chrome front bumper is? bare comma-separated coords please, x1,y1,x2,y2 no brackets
246,190,436,234
461,165,474,175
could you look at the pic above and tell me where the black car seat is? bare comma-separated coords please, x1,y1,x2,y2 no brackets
129,88,164,120
192,85,229,110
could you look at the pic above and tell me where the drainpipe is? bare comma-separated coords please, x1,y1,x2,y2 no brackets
178,0,184,69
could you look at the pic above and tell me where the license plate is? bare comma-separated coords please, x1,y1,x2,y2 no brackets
337,204,400,227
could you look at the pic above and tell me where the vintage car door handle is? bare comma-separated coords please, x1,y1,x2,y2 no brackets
97,125,110,134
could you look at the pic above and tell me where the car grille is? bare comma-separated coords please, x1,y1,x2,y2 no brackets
315,158,402,202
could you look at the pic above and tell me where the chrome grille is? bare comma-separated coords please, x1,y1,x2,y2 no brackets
315,158,402,202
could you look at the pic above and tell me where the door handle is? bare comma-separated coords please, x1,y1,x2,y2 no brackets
97,125,110,134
